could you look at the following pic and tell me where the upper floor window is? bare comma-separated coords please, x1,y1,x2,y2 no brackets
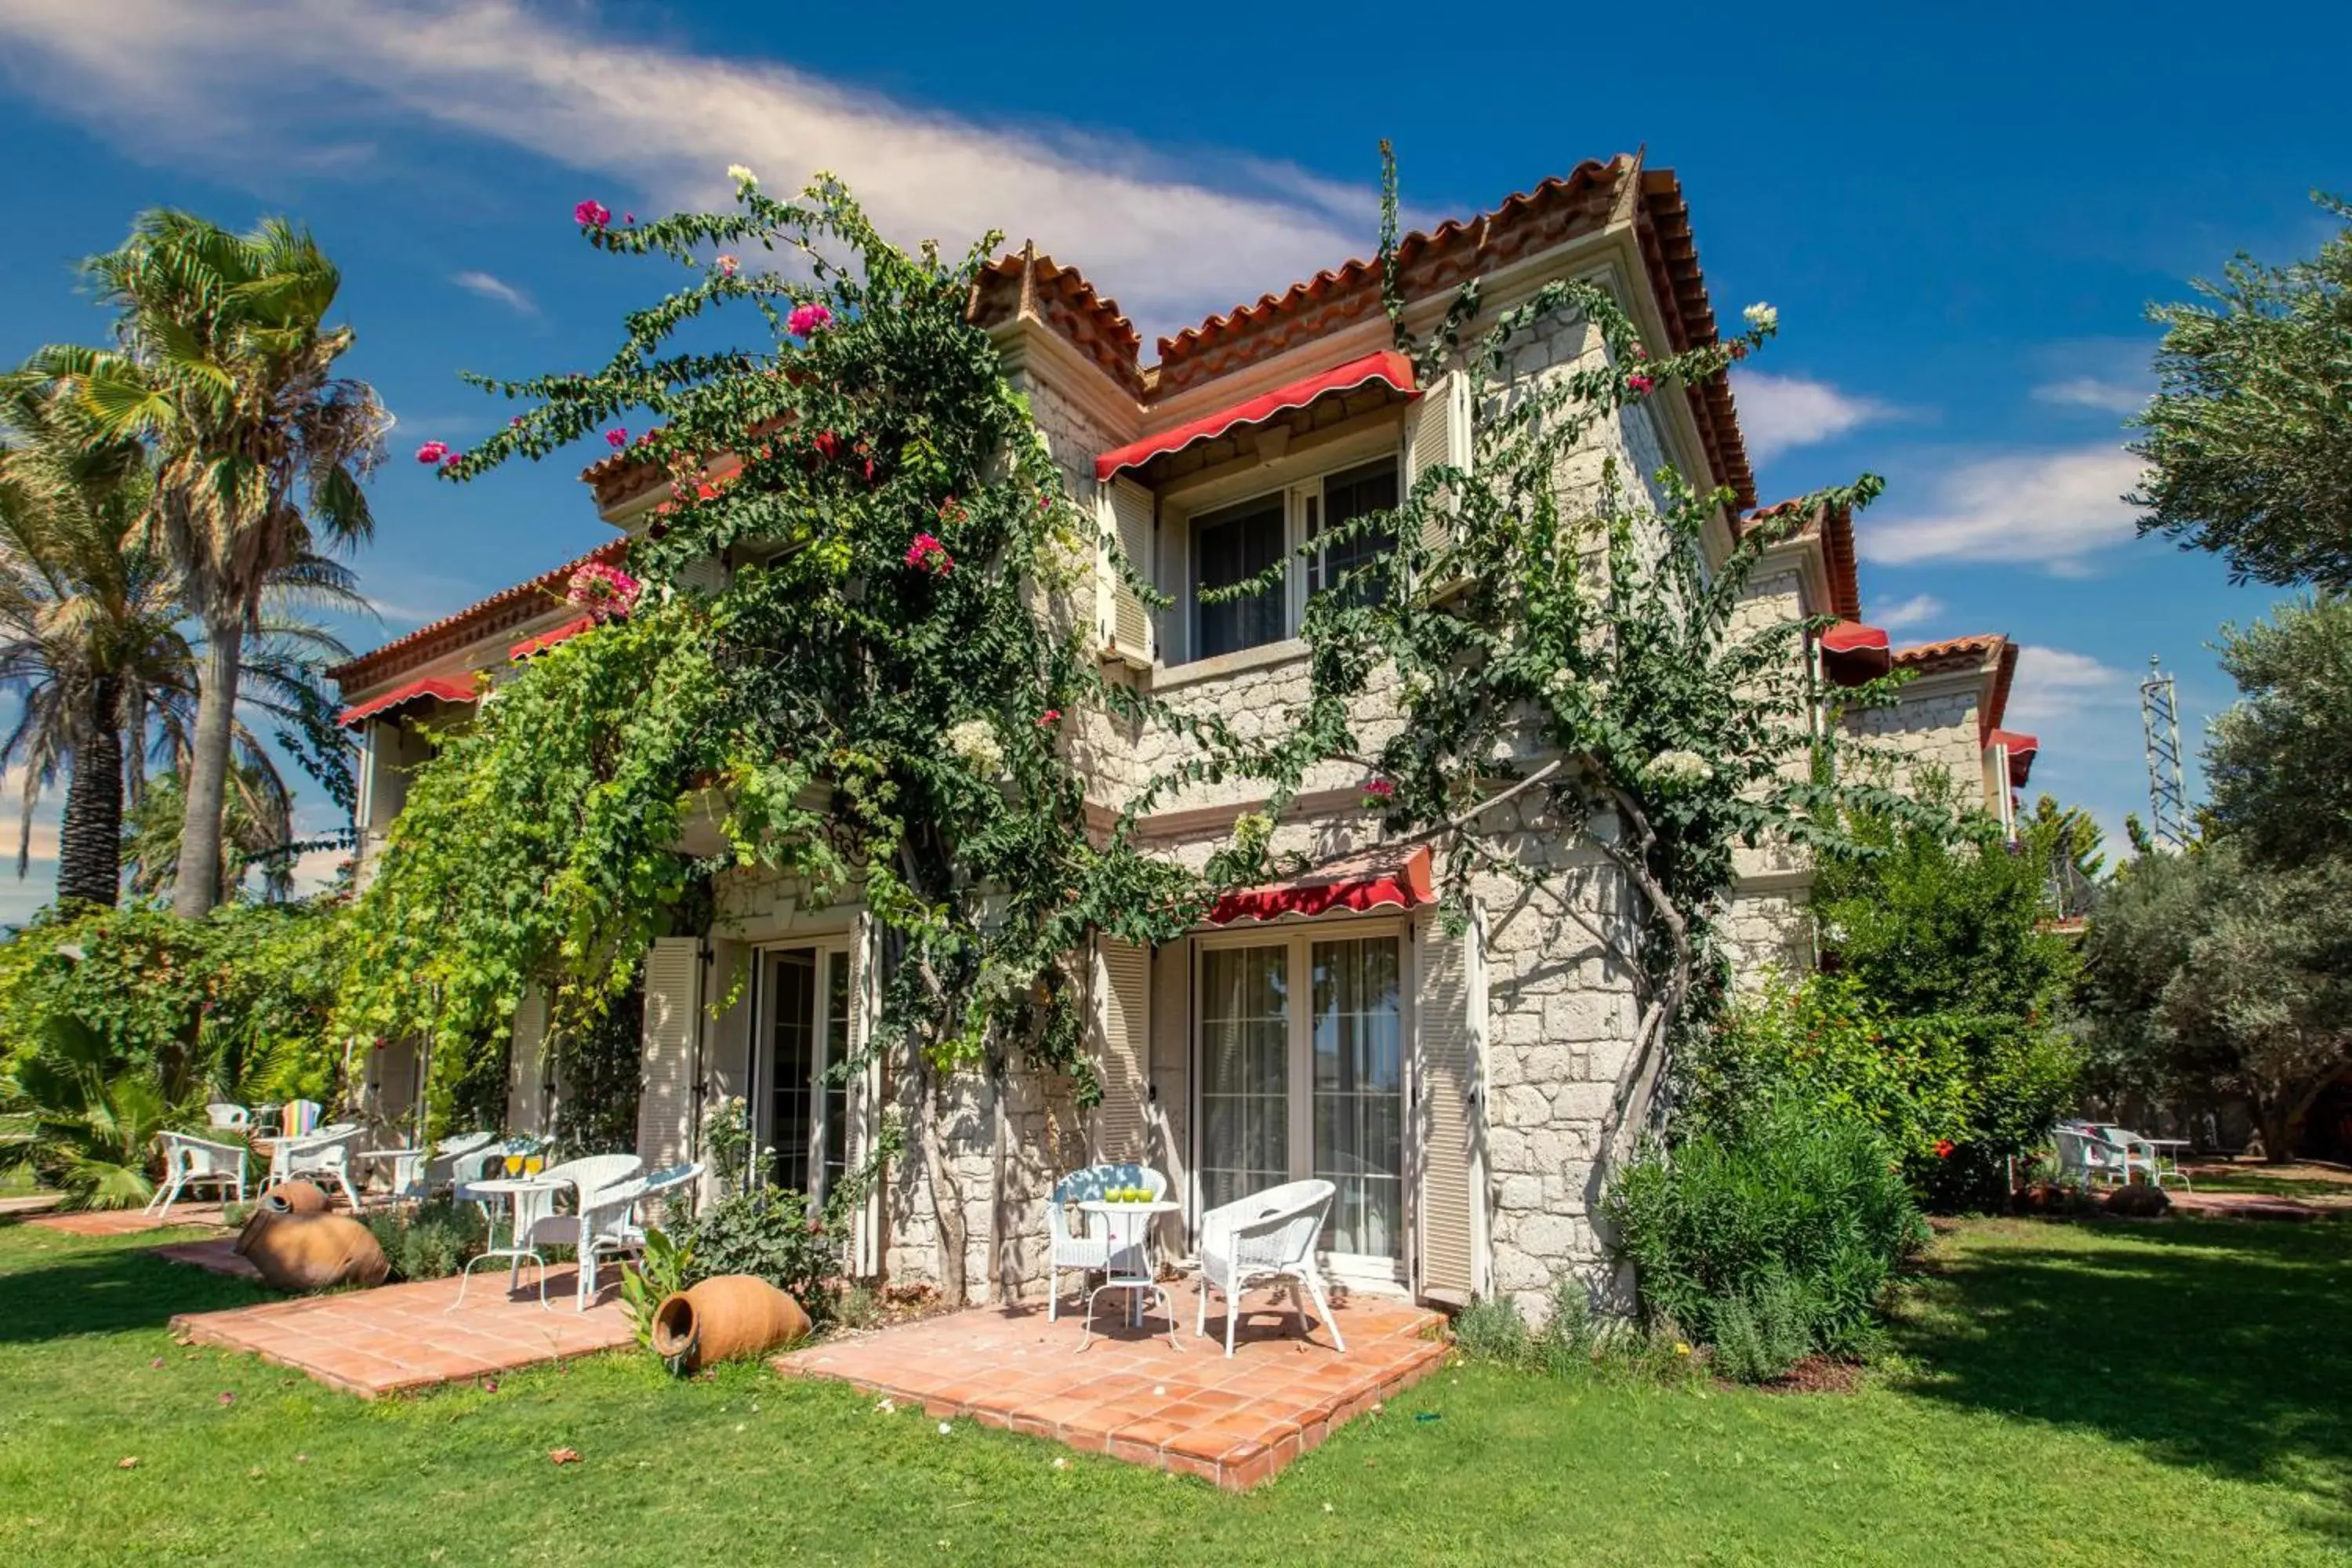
1184,456,1399,662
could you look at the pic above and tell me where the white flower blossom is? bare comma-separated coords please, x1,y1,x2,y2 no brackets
1742,302,1778,332
727,163,758,187
944,717,1004,776
1646,749,1711,785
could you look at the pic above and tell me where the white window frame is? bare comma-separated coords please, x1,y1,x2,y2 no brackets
1189,915,1414,1290
751,937,855,1204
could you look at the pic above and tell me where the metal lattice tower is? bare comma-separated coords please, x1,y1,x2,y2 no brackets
2140,656,2190,849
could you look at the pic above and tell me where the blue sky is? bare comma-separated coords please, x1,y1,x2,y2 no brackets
0,0,2344,918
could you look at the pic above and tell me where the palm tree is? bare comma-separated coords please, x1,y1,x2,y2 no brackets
122,764,297,904
27,210,387,916
0,380,181,907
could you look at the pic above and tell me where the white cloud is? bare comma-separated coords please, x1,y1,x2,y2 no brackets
1732,372,1896,462
452,269,536,315
0,0,1381,343
2031,377,2145,415
1874,593,1944,633
2005,646,2129,730
1859,446,2146,574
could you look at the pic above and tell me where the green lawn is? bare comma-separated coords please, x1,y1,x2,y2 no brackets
1,1215,2346,1566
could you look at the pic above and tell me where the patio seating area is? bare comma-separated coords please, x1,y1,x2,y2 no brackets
777,1280,1450,1490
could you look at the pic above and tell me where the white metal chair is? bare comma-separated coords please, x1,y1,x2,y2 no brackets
575,1162,702,1311
269,1122,363,1210
205,1102,251,1133
1044,1162,1167,1322
453,1136,548,1227
1196,1178,1345,1357
146,1131,249,1217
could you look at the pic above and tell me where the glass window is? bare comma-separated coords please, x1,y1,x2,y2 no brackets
1192,495,1287,659
768,949,818,1194
822,949,851,1193
1198,944,1290,1216
1310,459,1399,608
1311,937,1403,1260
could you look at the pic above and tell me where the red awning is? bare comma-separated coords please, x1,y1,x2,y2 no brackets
336,676,477,729
510,615,596,662
1095,350,1418,482
1819,620,1893,684
1205,844,1435,927
1987,728,2039,786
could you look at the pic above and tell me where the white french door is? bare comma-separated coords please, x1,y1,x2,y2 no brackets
1196,925,1408,1279
757,944,852,1201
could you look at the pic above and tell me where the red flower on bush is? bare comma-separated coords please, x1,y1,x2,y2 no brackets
787,301,833,337
1036,710,1061,728
1626,373,1655,396
813,430,841,463
566,561,642,622
1362,777,1396,805
604,427,629,449
574,200,611,228
415,441,448,464
904,532,953,575
1934,1138,1956,1160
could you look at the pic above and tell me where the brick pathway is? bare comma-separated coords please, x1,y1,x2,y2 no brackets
28,1202,231,1236
172,1264,636,1398
777,1281,1449,1490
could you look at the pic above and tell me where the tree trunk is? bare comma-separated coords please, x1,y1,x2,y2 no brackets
172,615,244,917
56,677,124,909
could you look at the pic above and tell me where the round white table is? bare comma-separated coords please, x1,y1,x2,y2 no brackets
449,1174,568,1312
1075,1198,1182,1349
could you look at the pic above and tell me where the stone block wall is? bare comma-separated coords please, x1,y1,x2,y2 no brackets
1845,678,1986,804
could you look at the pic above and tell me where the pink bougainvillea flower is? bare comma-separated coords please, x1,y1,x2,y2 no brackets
904,532,953,575
1362,777,1396,801
574,199,611,228
566,561,642,621
714,253,739,278
786,301,833,337
604,427,629,449
441,450,465,470
415,440,449,464
636,430,656,446
1629,343,1648,360
1036,710,1062,728
510,416,525,427
1727,341,1750,361
1626,373,1654,396
622,212,635,225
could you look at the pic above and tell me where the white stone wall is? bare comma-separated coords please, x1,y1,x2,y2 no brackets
882,1059,1086,1306
1844,677,1985,804
1467,789,1646,1321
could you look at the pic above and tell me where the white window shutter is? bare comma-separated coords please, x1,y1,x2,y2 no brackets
674,554,728,596
1094,937,1151,1162
636,937,705,1174
1406,369,1466,559
506,986,549,1134
1098,477,1155,666
1415,908,1483,1303
848,913,884,1279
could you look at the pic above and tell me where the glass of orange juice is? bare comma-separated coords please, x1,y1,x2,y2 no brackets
523,1153,544,1177
504,1153,523,1178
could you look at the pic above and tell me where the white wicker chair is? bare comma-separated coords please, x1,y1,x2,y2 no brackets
146,1131,248,1217
1196,1178,1344,1357
575,1162,702,1311
423,1131,499,1197
204,1102,250,1133
2056,1127,2149,1189
1044,1162,1167,1321
270,1122,362,1210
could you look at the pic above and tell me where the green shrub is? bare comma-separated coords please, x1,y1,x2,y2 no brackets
678,1187,846,1322
1453,1295,1532,1366
365,1198,488,1282
619,1225,695,1349
1452,1274,1700,1385
1708,1269,1815,1383
1605,1097,1924,1377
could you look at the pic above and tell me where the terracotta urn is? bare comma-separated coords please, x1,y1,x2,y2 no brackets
263,1181,332,1214
234,1210,390,1292
651,1276,811,1370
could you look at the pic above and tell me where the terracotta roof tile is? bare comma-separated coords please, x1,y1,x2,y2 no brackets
968,245,1144,396
328,539,627,692
1744,498,1860,622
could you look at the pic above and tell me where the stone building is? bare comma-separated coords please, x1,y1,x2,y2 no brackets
331,153,2040,1320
